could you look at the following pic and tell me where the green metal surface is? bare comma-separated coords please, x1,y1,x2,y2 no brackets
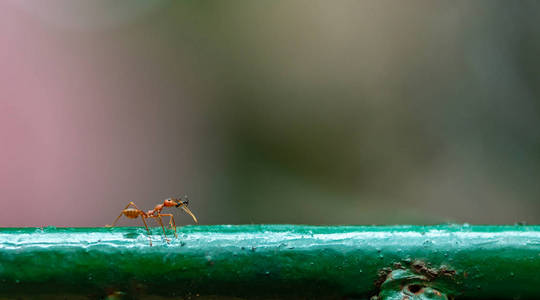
0,225,539,299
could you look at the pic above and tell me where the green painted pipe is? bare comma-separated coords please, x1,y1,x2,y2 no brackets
0,225,539,299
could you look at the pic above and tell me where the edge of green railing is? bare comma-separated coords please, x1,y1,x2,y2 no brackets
0,225,539,299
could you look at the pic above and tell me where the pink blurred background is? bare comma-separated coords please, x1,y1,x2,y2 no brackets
1,1,539,226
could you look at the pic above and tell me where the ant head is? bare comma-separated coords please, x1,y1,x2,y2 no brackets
163,198,177,207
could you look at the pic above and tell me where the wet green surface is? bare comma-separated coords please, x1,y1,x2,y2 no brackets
0,225,539,299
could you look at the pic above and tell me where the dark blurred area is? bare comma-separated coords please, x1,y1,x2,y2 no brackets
1,0,539,226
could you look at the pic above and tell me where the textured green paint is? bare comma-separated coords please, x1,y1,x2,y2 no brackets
0,225,539,299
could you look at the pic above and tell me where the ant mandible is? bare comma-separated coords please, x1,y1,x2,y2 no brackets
106,196,198,246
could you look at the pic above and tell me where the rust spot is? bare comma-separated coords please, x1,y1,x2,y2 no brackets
375,260,457,296
374,267,393,288
438,265,457,277
411,260,456,280
393,262,404,269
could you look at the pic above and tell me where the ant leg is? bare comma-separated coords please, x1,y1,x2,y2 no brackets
170,215,177,238
107,212,124,227
152,215,170,243
140,216,152,246
160,214,177,238
124,201,145,212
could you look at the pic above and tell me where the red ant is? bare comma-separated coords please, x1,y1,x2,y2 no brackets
106,196,198,246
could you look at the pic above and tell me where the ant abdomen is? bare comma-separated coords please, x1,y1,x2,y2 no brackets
123,208,141,219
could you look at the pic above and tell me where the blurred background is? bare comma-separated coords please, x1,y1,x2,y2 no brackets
1,0,539,227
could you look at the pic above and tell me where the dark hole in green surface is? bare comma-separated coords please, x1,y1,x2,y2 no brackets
407,284,424,294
